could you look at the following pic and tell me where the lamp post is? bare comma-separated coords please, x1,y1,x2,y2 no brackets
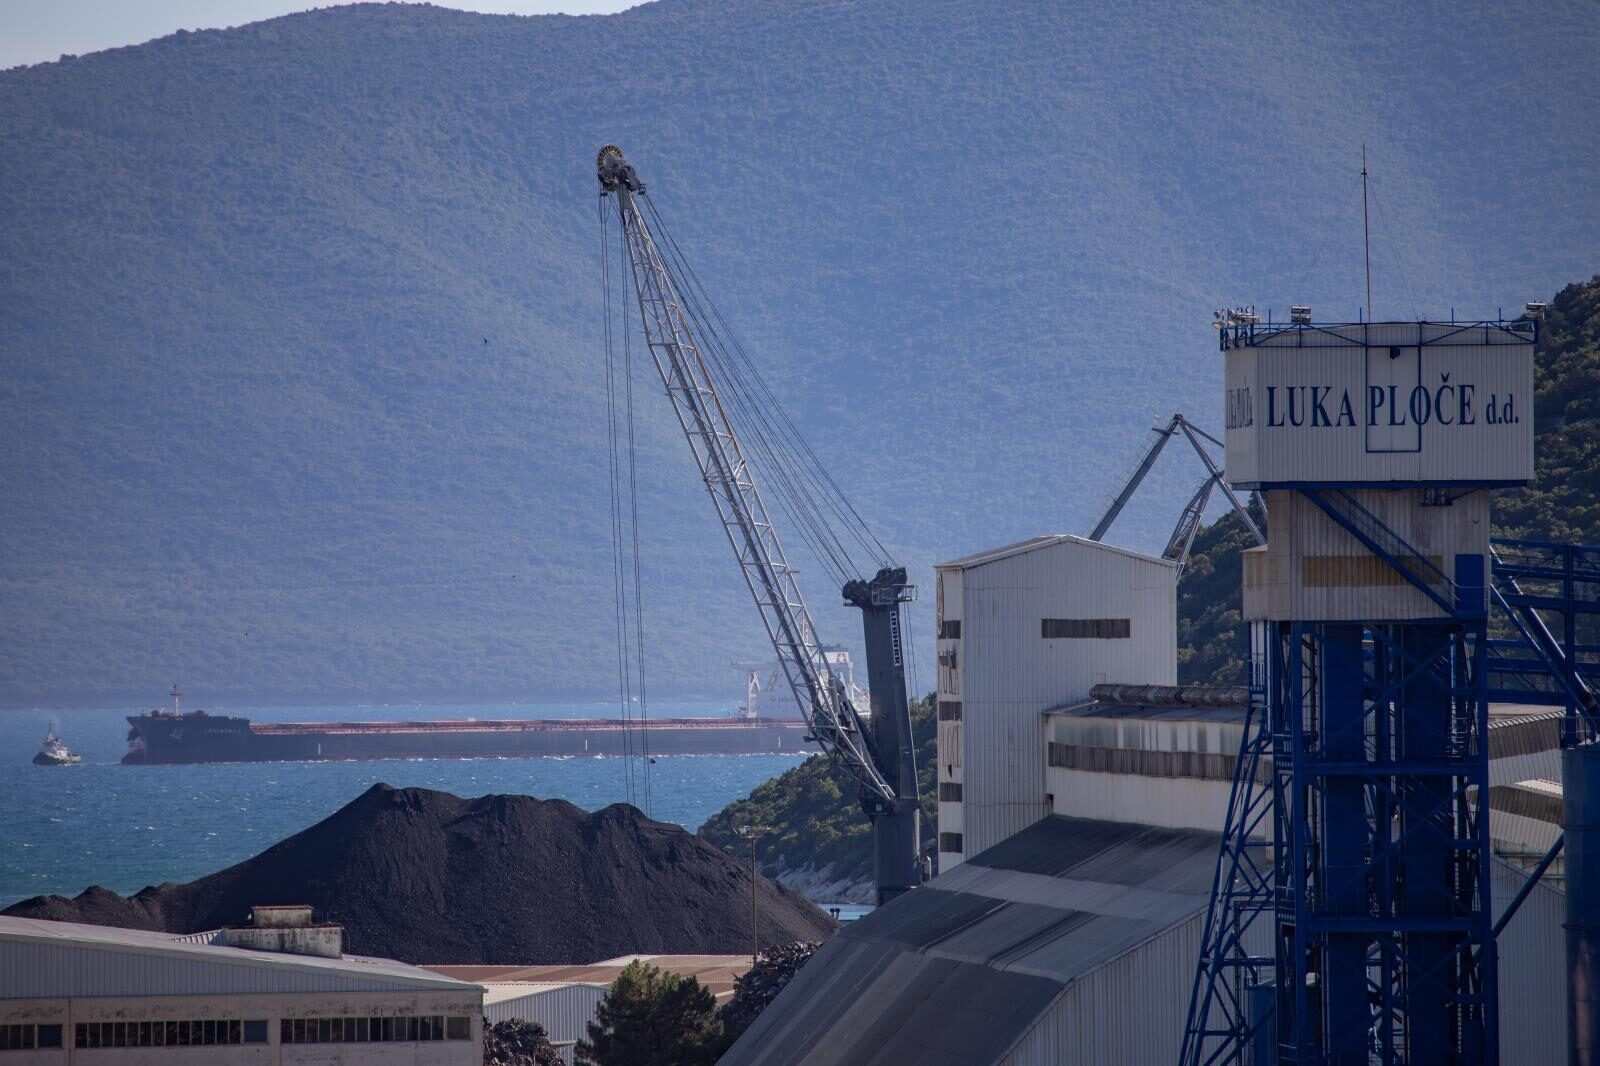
737,824,766,965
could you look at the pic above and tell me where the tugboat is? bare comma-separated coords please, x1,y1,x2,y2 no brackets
33,721,83,766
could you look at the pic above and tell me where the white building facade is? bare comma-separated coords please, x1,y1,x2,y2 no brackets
0,916,483,1065
934,535,1177,871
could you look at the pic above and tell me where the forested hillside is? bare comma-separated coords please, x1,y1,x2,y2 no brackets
1493,277,1600,545
700,697,938,902
3,1,1597,706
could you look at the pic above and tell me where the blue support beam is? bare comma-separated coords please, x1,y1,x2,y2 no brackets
1264,619,1497,1065
1184,528,1600,1065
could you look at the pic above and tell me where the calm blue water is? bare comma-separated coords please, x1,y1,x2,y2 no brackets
0,702,806,909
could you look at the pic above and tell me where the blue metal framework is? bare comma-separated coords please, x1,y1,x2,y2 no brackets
1483,539,1600,740
1217,318,1539,353
1182,525,1600,1065
1267,615,1496,1065
1181,621,1279,1066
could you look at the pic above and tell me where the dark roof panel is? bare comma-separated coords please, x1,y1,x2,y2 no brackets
721,815,1223,1065
719,937,1063,1066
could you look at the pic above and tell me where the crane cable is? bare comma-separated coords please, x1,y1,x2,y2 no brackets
599,196,651,813
639,194,890,590
619,213,654,815
651,192,887,576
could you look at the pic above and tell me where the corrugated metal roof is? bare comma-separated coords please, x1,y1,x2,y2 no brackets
427,955,750,999
0,916,477,998
720,816,1219,1066
936,534,1172,572
482,981,606,1005
1047,702,1248,724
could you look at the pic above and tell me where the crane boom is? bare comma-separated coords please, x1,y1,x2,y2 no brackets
597,146,922,902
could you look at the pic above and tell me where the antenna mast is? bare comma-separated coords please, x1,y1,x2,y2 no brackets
1362,145,1372,322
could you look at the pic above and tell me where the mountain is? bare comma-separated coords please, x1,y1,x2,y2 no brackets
2,0,1597,706
1,783,835,964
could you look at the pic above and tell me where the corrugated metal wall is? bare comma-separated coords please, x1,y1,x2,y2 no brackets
989,856,1563,1065
1494,858,1565,1064
1047,769,1234,832
484,984,606,1043
936,568,966,870
1245,489,1491,622
949,538,1177,859
998,909,1205,1066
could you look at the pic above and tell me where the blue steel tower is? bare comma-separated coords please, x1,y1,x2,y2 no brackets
1184,315,1539,1065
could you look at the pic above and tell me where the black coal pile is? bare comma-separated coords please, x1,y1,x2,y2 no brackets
4,783,835,964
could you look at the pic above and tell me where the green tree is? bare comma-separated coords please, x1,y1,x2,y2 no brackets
484,1018,563,1066
1175,496,1267,686
1493,275,1600,545
700,696,938,891
575,961,722,1066
717,941,821,1046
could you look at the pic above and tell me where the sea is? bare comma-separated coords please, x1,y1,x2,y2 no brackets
0,701,810,911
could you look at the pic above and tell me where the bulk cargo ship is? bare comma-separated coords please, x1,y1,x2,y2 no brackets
122,687,818,765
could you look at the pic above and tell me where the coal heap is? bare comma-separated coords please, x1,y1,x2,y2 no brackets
4,784,835,964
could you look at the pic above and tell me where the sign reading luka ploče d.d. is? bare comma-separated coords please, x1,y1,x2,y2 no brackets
1222,321,1535,489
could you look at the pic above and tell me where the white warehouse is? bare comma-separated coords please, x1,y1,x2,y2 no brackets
0,912,483,1065
934,534,1177,871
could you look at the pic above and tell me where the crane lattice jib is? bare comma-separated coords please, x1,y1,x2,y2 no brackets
598,146,894,803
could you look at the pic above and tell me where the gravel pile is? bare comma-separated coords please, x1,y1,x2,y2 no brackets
5,783,835,964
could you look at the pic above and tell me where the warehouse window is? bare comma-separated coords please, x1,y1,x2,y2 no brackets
937,647,959,694
0,1025,37,1051
938,781,963,802
1041,617,1130,639
280,1016,469,1044
938,831,964,853
938,619,961,639
74,1019,243,1048
937,700,962,722
37,1026,62,1049
243,1020,268,1043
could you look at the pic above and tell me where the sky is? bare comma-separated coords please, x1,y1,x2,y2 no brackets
0,0,640,70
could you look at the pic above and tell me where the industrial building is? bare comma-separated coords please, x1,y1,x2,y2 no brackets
601,152,1586,1061
723,308,1591,1064
1184,316,1556,1064
934,535,1178,871
429,955,751,1065
0,909,483,1064
722,680,1566,1065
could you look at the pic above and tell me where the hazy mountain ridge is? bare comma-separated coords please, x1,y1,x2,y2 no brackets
3,0,1597,705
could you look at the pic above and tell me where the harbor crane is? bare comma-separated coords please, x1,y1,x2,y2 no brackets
1088,413,1265,572
596,146,922,905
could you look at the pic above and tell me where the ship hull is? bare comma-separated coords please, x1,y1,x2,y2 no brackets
33,751,81,766
124,713,814,765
